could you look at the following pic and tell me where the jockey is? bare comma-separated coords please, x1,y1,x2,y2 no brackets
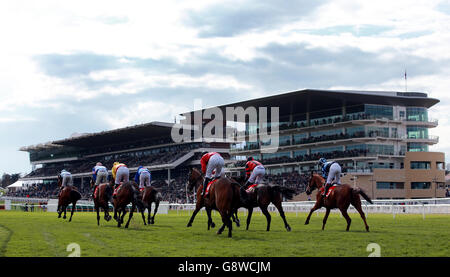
318,157,342,197
58,169,73,197
240,156,265,205
92,162,108,188
59,169,73,188
134,166,151,190
200,151,224,197
112,161,129,189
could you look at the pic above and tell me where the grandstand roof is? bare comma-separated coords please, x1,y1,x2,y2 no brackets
181,89,439,120
21,121,175,151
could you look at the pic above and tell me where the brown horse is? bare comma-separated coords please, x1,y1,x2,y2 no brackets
186,168,239,237
91,179,113,225
304,172,372,231
234,175,296,232
57,176,81,222
186,172,241,230
112,181,145,228
140,186,162,225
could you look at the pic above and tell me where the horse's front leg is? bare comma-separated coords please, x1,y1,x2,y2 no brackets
305,201,322,225
187,202,202,227
206,207,215,230
125,204,135,228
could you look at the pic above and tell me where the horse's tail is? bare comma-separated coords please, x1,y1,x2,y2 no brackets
270,185,296,201
353,187,373,204
70,190,81,202
155,191,162,203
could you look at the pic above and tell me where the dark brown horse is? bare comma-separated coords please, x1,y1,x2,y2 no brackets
112,181,145,228
57,176,81,222
186,168,239,237
234,175,296,232
140,186,162,225
91,179,113,225
186,172,241,231
304,173,372,231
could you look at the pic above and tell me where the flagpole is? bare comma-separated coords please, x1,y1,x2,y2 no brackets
404,69,407,92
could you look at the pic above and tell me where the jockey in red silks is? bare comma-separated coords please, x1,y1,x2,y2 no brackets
200,151,224,197
240,157,265,205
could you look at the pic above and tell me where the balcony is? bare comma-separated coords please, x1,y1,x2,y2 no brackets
406,135,439,144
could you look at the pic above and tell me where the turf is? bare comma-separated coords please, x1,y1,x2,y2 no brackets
0,210,449,257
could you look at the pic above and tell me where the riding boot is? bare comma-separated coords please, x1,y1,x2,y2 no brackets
112,184,119,199
201,177,211,197
322,183,330,197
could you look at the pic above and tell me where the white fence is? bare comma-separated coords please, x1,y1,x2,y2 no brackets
2,196,450,216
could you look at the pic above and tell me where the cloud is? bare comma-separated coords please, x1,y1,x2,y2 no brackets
183,0,327,37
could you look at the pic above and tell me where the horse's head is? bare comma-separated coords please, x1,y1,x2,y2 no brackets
305,172,324,195
187,167,203,192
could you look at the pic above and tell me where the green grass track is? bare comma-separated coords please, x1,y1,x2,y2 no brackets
0,210,449,257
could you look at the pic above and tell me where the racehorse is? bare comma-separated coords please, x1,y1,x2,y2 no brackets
91,179,113,225
140,186,162,225
233,175,296,232
57,176,81,222
186,172,241,231
186,168,239,237
112,181,145,228
304,172,372,231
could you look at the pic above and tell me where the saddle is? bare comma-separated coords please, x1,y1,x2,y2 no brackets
320,184,338,198
113,184,122,196
204,179,219,196
93,185,99,199
246,184,258,193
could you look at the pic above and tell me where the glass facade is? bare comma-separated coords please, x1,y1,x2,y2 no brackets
406,107,428,122
365,104,393,120
407,143,429,152
346,126,365,137
310,128,343,138
311,146,344,154
293,133,307,144
279,135,291,146
367,126,389,137
346,144,394,155
407,126,429,139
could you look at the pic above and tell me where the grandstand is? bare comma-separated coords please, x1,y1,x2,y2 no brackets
182,89,447,200
17,89,447,202
18,121,231,202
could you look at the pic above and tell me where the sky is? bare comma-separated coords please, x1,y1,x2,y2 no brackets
1,0,450,176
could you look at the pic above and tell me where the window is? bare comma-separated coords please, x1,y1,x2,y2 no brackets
436,162,445,170
411,182,431,189
407,142,429,152
365,104,393,120
406,107,428,122
410,161,431,169
407,126,429,139
376,182,404,189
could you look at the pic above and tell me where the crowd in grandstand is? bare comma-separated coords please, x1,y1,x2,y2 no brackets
6,170,308,203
